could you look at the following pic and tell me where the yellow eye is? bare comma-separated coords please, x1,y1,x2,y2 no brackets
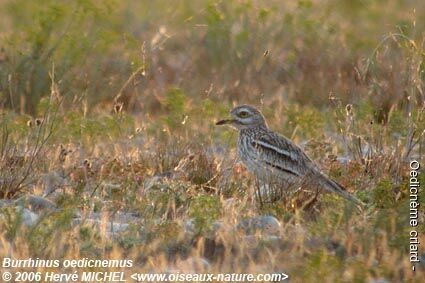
239,111,249,118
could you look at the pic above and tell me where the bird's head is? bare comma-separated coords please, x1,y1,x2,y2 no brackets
216,105,267,130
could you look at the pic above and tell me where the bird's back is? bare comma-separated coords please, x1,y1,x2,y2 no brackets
237,126,362,205
238,127,316,184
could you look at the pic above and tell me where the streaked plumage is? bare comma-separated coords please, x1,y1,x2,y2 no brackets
216,105,361,205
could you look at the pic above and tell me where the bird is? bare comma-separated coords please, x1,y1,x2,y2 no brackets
216,104,362,205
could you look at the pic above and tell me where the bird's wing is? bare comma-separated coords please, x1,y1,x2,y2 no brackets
250,131,316,177
251,131,363,205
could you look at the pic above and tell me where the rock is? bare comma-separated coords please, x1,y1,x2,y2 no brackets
223,197,241,211
237,215,281,236
16,207,39,227
242,235,281,252
0,199,12,208
143,174,173,192
72,211,138,237
336,156,350,165
83,219,129,236
418,252,425,270
40,171,68,196
174,256,210,273
182,219,226,239
183,219,195,237
15,195,56,212
101,182,121,192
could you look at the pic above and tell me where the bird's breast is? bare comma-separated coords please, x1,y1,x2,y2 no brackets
237,134,266,173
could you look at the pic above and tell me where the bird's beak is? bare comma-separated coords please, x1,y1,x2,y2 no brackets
216,119,235,125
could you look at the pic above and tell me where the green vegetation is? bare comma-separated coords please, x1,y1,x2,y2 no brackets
0,0,424,282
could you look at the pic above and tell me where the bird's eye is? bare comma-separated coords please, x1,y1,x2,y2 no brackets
239,111,249,118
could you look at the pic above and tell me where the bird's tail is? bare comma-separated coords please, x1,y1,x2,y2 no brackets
319,174,363,206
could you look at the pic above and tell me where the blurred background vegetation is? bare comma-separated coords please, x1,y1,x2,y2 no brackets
0,0,423,120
